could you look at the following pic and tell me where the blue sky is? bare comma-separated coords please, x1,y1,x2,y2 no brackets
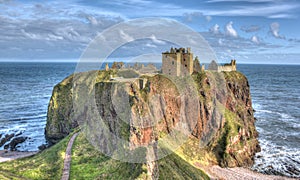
0,0,299,64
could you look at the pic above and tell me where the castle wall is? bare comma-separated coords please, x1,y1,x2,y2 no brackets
162,53,181,76
217,64,236,72
209,60,237,72
181,53,193,76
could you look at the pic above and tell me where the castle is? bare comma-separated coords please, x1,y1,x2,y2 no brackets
162,47,194,76
105,47,236,77
162,47,236,76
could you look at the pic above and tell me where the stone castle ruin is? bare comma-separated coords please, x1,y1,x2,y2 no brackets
105,47,236,78
161,47,236,76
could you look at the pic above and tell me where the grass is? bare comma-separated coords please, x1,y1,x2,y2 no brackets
158,152,209,180
70,132,209,180
0,132,72,180
174,136,218,171
70,133,145,180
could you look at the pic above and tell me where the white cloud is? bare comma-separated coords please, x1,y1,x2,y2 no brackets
270,22,285,39
183,12,212,22
202,3,299,19
0,1,124,59
268,14,295,19
240,25,261,33
0,0,299,62
86,16,98,25
270,22,279,37
225,21,238,37
210,24,220,34
149,35,166,45
206,15,212,22
145,43,157,48
218,38,224,45
119,30,134,42
183,12,203,22
251,35,260,44
206,0,275,2
200,30,283,63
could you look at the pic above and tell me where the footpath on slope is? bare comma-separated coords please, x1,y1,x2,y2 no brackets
61,132,79,180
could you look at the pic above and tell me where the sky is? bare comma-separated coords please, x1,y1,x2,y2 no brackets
0,0,299,64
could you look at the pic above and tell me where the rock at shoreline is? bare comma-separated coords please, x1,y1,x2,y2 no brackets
0,133,15,147
38,144,47,151
15,131,23,137
4,144,9,150
8,137,27,151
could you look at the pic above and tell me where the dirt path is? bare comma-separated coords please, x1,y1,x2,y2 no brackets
61,132,79,180
0,150,37,163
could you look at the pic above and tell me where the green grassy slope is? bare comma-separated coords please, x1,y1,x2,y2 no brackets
70,133,209,180
0,133,71,180
0,132,209,180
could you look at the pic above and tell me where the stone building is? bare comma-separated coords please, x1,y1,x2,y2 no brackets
208,60,236,72
162,47,194,76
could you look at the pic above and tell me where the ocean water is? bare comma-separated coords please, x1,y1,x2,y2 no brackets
239,64,300,178
0,62,76,150
0,62,299,177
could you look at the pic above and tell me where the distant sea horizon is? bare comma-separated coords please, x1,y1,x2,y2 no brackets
0,59,300,65
0,62,299,177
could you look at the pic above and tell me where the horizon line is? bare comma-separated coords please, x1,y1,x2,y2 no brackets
0,60,299,65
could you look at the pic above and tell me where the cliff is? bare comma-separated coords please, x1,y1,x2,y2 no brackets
45,69,260,171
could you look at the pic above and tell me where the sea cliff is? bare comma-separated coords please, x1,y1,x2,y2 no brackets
45,69,260,169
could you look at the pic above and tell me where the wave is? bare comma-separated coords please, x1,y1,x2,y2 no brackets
252,139,300,178
252,102,261,110
0,114,46,123
255,109,294,121
0,125,26,134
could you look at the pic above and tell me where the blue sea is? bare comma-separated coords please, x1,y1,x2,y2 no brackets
0,62,299,177
240,64,300,177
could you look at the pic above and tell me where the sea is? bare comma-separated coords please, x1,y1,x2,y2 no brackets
0,62,299,177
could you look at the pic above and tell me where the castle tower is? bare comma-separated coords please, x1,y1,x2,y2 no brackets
231,59,237,71
105,63,109,71
162,47,194,76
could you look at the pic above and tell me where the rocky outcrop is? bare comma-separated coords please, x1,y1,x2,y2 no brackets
45,69,260,168
6,137,27,151
0,134,15,147
0,133,27,151
45,74,75,145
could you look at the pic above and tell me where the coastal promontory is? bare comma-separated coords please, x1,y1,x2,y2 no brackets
45,67,260,178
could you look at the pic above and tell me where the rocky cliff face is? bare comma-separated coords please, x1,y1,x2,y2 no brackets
45,69,260,168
